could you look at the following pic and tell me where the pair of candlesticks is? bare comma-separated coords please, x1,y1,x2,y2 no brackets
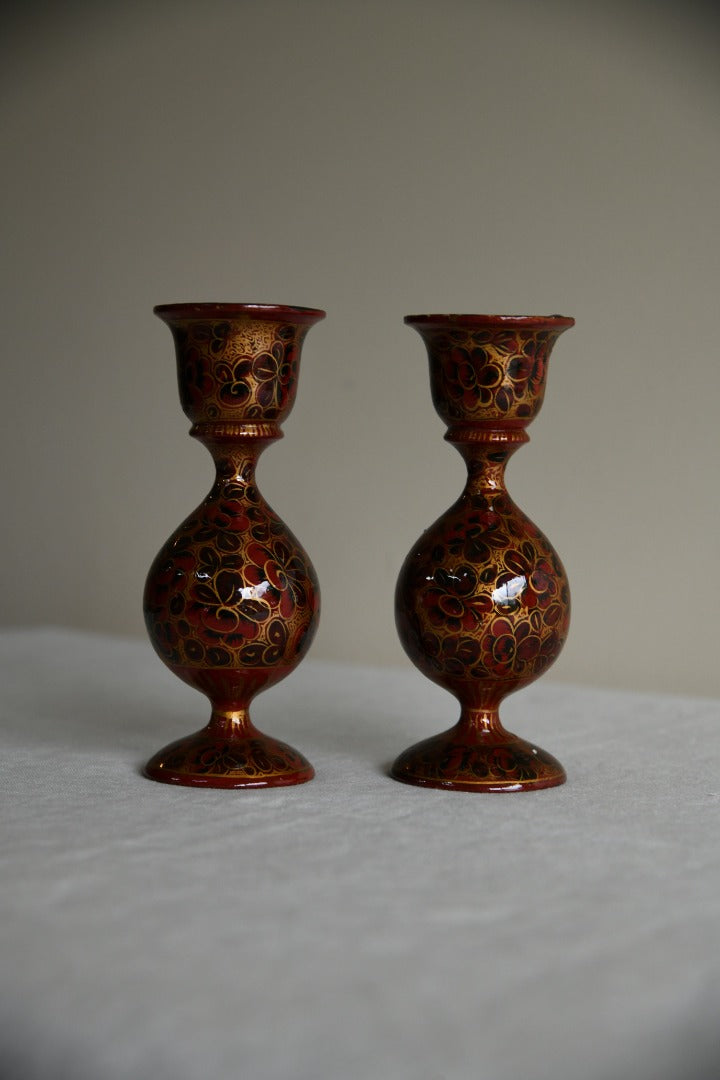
144,303,574,792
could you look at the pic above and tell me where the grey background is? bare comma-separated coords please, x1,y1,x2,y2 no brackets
2,0,719,695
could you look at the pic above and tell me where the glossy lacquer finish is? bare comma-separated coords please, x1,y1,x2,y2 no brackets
143,303,325,787
392,315,574,792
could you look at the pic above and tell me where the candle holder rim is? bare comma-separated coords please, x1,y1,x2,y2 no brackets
154,302,326,324
404,313,574,330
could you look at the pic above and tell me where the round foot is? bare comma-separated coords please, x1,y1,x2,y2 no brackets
144,727,314,788
390,726,565,792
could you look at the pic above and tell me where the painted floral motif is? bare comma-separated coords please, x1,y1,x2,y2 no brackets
171,319,304,423
426,327,562,424
393,736,563,787
392,314,573,791
144,482,319,673
144,304,324,788
157,736,309,780
397,489,570,694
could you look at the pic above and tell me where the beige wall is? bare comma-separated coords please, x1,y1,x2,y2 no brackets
2,0,719,696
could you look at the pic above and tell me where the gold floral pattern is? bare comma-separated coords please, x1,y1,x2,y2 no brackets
392,314,574,792
170,317,307,424
143,303,325,788
426,326,563,424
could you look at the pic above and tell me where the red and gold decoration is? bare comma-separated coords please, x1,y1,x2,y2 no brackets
144,303,325,787
393,314,574,792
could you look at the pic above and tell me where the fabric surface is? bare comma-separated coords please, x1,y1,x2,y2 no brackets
1,628,719,1080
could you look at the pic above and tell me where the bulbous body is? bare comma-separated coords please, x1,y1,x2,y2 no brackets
143,303,325,787
144,455,319,718
392,314,574,792
396,483,570,707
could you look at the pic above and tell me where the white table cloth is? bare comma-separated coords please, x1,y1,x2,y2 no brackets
1,628,719,1080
